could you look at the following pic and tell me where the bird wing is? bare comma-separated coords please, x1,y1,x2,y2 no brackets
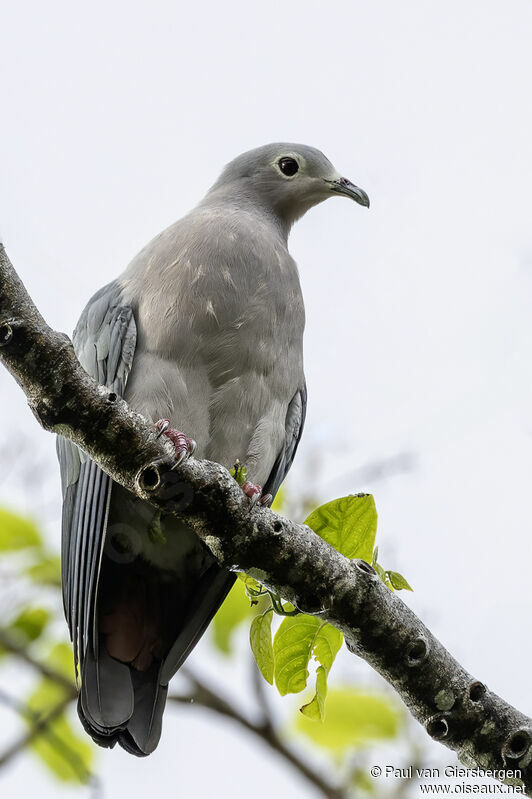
57,278,305,756
263,384,307,499
57,281,137,676
57,280,235,755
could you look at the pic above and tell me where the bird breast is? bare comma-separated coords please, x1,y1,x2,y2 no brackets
120,207,305,480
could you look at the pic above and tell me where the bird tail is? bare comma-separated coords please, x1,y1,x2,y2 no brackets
77,564,235,756
77,643,167,756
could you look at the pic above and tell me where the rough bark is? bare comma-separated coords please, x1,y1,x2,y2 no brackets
0,243,530,793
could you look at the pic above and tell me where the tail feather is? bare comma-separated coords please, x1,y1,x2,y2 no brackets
78,647,165,756
123,663,167,755
80,643,134,732
77,539,235,755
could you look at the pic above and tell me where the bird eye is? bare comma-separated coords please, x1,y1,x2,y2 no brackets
278,157,299,177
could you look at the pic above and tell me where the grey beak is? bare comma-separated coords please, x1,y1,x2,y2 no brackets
329,177,370,208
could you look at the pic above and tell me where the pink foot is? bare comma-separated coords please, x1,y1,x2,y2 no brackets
155,419,197,465
242,481,273,508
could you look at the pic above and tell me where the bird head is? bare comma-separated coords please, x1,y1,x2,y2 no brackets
207,143,369,231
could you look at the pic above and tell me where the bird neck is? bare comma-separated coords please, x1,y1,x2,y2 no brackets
199,182,292,242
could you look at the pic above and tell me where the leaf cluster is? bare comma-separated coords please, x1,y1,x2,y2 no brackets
213,492,408,758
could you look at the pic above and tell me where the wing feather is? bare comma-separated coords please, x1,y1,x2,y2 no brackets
57,281,137,685
264,384,307,498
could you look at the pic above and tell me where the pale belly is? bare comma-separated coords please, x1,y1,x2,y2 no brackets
124,342,296,487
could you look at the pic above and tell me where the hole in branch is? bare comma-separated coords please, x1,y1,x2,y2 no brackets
426,716,449,740
406,637,428,666
107,392,117,403
272,520,283,533
295,594,324,615
505,730,530,760
137,464,161,492
468,681,486,702
354,560,376,576
0,322,13,347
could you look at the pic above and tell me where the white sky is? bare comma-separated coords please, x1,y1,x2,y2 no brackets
1,1,532,796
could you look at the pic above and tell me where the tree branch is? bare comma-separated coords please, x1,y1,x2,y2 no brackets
0,688,76,769
0,243,530,794
170,667,348,799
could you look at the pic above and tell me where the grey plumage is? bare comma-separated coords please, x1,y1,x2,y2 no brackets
57,143,368,755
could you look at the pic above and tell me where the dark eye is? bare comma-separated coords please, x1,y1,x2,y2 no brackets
278,157,299,177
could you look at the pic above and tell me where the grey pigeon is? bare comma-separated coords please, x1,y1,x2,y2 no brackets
57,143,369,756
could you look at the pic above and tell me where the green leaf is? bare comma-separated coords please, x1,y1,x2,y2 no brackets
304,494,377,562
300,665,328,720
312,622,343,672
10,607,51,644
273,616,343,696
298,621,343,721
372,547,413,593
212,580,253,654
229,463,247,486
0,507,41,551
26,555,62,587
273,616,318,695
295,688,403,755
250,611,274,684
387,571,413,592
0,607,51,659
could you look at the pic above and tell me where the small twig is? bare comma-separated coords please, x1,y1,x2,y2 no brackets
0,688,72,765
268,592,300,616
0,686,95,788
171,668,348,799
0,629,76,694
250,655,273,730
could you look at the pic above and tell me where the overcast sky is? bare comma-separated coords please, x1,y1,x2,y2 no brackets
1,1,532,797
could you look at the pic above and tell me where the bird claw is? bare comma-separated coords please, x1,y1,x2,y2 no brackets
171,450,187,469
155,419,170,438
242,481,271,509
155,419,196,468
